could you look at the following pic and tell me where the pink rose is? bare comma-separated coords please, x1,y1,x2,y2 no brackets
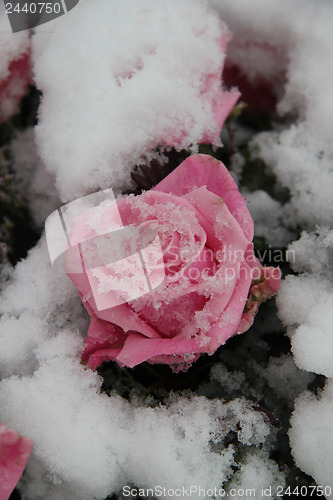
66,154,280,370
0,49,31,123
223,41,286,114
0,422,33,500
163,21,240,146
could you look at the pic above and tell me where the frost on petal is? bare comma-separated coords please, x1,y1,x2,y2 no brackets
0,422,33,500
60,153,281,370
154,154,254,241
0,13,31,123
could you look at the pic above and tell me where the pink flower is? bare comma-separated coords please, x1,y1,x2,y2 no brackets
0,422,33,500
223,41,286,114
0,48,31,123
66,154,280,370
164,22,240,146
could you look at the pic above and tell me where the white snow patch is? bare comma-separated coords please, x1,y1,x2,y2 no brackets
246,190,294,247
290,380,333,491
0,234,278,498
33,0,233,201
226,449,286,500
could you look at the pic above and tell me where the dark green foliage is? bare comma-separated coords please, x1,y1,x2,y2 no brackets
0,86,41,266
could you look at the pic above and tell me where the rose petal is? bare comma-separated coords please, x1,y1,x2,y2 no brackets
153,154,254,241
0,423,33,500
130,291,208,338
184,187,251,323
81,315,124,368
184,186,251,249
0,51,31,123
201,90,240,144
205,257,254,351
80,291,161,340
115,333,208,368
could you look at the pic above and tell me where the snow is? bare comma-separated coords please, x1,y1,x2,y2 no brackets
0,239,280,498
0,313,44,379
210,0,333,489
0,237,80,322
290,380,333,491
226,450,285,500
246,190,294,247
210,363,246,393
277,228,333,377
32,0,235,202
211,0,333,226
291,296,333,378
263,354,314,402
277,274,329,328
251,127,333,230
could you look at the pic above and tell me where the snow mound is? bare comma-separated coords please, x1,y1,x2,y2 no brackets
290,380,333,491
0,238,279,498
33,0,237,201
